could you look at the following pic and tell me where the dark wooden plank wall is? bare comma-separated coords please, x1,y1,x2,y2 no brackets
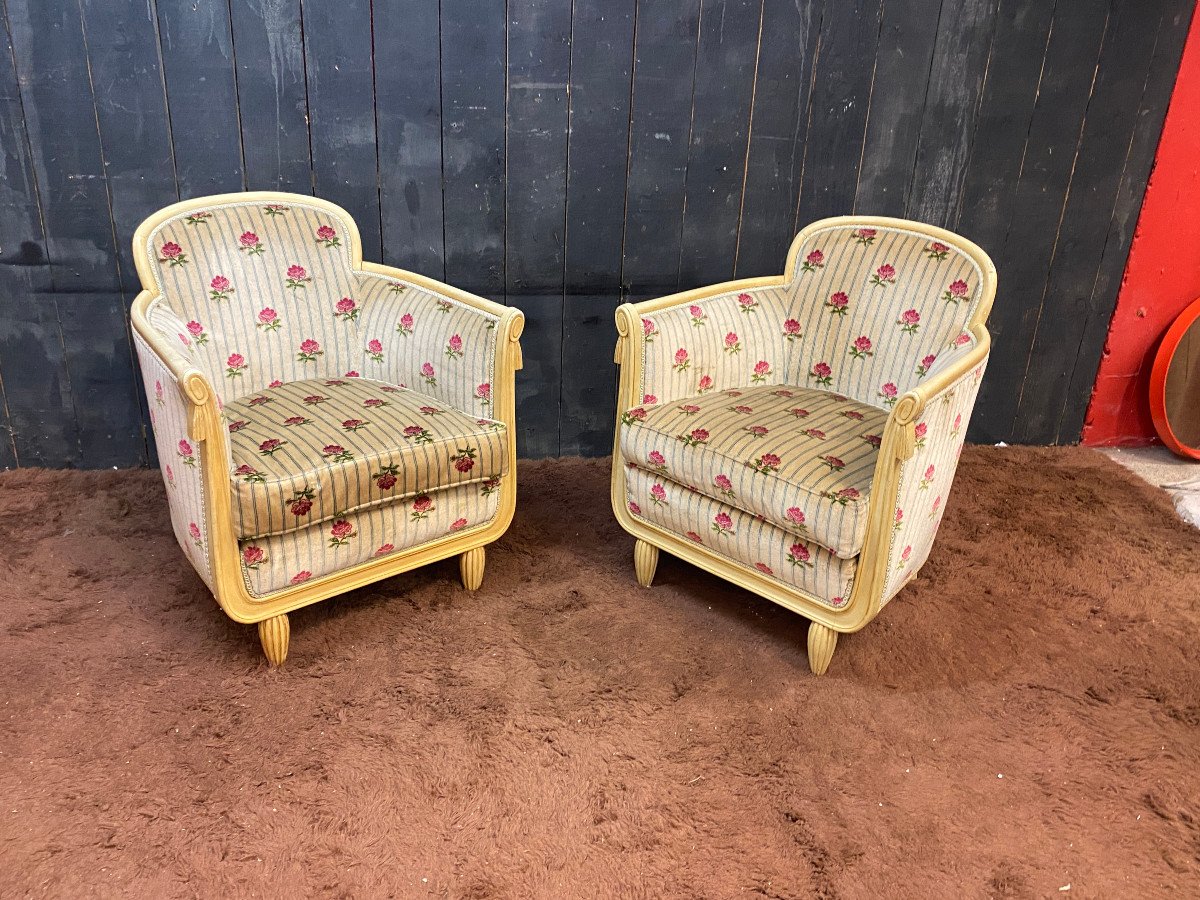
0,0,1192,467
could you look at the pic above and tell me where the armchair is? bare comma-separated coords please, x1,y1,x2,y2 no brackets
611,217,995,674
131,192,523,665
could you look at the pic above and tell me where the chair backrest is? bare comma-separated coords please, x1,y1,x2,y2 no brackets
134,193,366,400
781,219,995,407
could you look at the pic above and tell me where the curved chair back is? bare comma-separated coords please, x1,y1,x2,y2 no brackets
133,193,365,399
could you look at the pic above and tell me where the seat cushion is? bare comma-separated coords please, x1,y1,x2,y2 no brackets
239,476,504,597
224,377,508,539
623,465,857,608
618,384,888,558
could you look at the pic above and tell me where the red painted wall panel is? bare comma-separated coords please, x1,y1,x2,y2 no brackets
1083,10,1200,446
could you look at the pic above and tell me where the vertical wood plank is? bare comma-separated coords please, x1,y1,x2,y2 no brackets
734,0,821,277
621,0,703,294
561,0,636,457
0,382,14,468
229,0,311,191
440,0,506,296
7,0,133,467
507,0,571,458
559,294,621,457
0,3,66,467
0,299,77,467
954,1,1055,247
81,0,178,291
905,0,997,228
374,0,445,277
56,291,148,467
1058,0,1196,443
854,0,942,216
7,0,119,293
969,1,1110,443
155,0,244,196
506,0,570,295
677,0,762,289
794,0,884,226
563,0,635,295
514,294,564,458
1016,0,1193,443
76,0,177,465
301,0,381,259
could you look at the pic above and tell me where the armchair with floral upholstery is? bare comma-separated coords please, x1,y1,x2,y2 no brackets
611,217,995,675
131,192,523,665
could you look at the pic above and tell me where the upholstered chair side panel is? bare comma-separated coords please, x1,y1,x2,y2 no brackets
238,476,503,597
133,334,215,589
782,225,984,410
144,299,236,474
355,272,501,419
142,201,363,400
880,353,988,608
633,286,793,409
622,464,857,608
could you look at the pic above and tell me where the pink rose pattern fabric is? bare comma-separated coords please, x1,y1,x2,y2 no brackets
138,198,509,598
239,475,502,598
142,200,501,414
132,329,214,589
634,224,983,411
620,384,886,558
355,273,500,416
625,465,856,608
621,223,987,610
879,353,987,609
222,376,508,540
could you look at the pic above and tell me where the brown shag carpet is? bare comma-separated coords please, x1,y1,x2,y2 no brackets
1,448,1199,898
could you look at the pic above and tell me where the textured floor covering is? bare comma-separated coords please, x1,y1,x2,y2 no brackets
1,448,1198,898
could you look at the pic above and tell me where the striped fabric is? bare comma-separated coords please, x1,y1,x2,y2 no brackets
619,384,886,558
636,223,983,415
879,354,987,608
622,221,989,614
624,465,857,608
144,201,362,396
224,376,507,540
238,476,503,598
141,199,502,411
782,224,983,408
638,285,794,406
355,273,500,418
132,329,214,590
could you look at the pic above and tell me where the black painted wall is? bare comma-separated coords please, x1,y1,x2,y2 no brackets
0,0,1192,468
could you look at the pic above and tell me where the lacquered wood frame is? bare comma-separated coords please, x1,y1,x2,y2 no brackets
130,192,524,661
611,216,996,669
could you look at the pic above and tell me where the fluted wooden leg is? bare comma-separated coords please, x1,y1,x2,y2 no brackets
633,539,659,588
807,622,838,676
258,614,290,667
460,546,486,591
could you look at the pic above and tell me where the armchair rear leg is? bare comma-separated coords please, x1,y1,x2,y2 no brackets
460,546,486,591
807,622,837,676
258,614,290,667
633,539,659,588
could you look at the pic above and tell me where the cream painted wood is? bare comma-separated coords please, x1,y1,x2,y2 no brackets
258,614,290,667
131,192,524,665
806,622,837,676
612,215,996,675
459,546,486,591
633,539,659,588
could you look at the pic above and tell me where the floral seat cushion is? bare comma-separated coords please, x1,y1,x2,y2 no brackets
618,384,888,559
222,376,507,539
